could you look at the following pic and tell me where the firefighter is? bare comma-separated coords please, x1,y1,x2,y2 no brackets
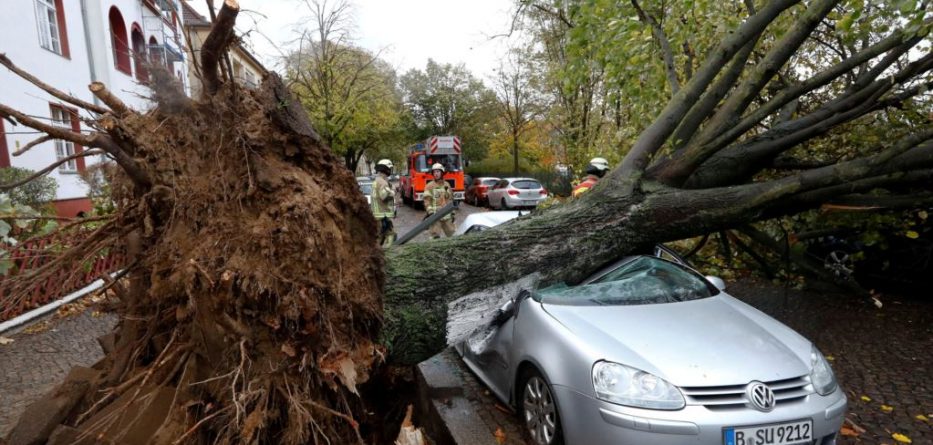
423,163,455,238
572,157,610,198
372,159,397,247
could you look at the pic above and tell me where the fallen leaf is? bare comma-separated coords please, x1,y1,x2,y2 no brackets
281,343,296,357
881,404,894,413
892,433,912,443
22,321,51,334
916,414,929,421
0,336,13,345
494,427,507,445
905,230,919,239
825,355,835,361
840,426,859,437
861,395,872,402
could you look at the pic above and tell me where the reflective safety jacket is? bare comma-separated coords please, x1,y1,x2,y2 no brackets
423,179,452,216
572,175,600,198
371,174,395,218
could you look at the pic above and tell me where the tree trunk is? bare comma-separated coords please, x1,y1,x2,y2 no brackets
382,179,783,364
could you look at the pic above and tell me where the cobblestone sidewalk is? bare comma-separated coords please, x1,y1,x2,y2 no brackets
729,279,932,445
0,311,117,437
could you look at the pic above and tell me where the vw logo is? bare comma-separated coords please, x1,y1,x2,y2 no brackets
746,382,776,412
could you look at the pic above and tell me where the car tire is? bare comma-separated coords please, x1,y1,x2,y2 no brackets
519,368,564,445
501,198,509,210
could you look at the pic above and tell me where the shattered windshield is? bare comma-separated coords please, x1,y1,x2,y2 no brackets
537,257,716,306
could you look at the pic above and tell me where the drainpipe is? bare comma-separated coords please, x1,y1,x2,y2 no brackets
79,0,101,109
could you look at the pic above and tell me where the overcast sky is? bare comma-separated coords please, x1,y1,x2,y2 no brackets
189,0,519,83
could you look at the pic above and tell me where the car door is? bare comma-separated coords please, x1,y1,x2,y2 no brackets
486,181,501,208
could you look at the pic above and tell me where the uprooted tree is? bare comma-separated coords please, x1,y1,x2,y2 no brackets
0,0,930,443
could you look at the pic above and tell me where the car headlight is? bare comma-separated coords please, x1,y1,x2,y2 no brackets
592,361,685,410
810,346,838,396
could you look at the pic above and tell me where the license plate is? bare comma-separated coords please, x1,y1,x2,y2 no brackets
723,419,812,445
522,200,538,205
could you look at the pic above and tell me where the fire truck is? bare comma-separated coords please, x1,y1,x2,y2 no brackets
400,136,466,207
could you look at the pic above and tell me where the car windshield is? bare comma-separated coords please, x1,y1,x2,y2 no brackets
537,257,715,306
511,180,541,189
419,154,462,172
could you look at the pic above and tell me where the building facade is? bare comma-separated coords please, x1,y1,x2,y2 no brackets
0,0,189,216
180,1,265,96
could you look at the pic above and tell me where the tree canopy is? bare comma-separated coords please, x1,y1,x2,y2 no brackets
399,59,500,161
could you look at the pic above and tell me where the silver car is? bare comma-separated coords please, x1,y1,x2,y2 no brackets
457,253,846,445
486,178,548,209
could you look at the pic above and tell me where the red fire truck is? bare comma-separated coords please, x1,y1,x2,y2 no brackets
400,136,466,207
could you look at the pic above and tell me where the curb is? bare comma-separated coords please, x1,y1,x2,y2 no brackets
415,348,505,445
0,279,106,335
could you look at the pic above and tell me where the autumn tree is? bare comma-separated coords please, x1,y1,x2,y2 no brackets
286,0,407,172
399,59,499,161
492,48,543,175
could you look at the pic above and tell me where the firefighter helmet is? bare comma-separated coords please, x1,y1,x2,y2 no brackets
431,163,446,172
589,157,610,171
375,159,393,174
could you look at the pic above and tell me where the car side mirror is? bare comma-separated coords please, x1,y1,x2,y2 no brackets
491,299,515,326
705,276,726,291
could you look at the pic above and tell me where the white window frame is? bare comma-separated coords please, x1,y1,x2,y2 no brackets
35,0,62,55
51,107,77,173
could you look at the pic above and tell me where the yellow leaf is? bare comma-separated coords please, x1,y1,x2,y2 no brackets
905,230,919,239
892,433,912,443
825,355,835,361
881,404,894,412
860,395,872,402
916,414,929,421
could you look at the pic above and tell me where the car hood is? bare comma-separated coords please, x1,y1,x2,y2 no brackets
541,294,812,387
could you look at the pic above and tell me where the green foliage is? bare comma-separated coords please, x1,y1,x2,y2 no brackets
79,161,117,215
0,167,57,211
0,193,57,275
466,157,538,175
286,40,410,172
399,60,500,161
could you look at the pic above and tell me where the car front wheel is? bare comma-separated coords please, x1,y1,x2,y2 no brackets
520,369,563,445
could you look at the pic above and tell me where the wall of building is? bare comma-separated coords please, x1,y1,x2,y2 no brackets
0,0,97,203
0,0,189,215
183,27,264,97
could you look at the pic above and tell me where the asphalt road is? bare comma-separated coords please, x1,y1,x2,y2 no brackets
392,199,487,244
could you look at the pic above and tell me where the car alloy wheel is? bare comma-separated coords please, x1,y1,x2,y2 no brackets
522,373,562,445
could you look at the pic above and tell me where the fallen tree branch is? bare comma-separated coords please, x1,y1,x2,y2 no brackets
11,135,53,156
89,82,130,117
631,0,680,94
0,53,108,115
609,0,800,191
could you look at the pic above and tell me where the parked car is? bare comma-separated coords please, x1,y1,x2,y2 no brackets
465,177,501,206
486,178,548,209
457,251,846,445
357,179,373,206
454,210,522,235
